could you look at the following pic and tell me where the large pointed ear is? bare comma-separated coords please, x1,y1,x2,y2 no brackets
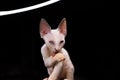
39,18,51,38
58,18,67,36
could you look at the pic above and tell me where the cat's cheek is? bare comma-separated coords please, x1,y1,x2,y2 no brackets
60,44,64,48
48,44,54,52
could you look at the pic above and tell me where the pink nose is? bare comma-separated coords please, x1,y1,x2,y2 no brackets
54,48,59,53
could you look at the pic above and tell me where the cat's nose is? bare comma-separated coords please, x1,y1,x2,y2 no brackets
54,48,59,53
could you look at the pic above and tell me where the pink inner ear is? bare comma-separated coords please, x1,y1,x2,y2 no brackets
43,30,49,34
58,26,67,36
58,18,67,36
41,28,50,36
40,20,51,36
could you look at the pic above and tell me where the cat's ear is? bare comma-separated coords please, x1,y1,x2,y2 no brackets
40,18,51,38
58,18,67,36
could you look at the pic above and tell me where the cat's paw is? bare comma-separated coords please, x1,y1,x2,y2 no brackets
53,53,65,62
48,77,56,80
43,78,48,80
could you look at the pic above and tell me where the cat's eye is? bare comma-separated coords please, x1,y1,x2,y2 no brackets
49,41,54,45
60,40,64,44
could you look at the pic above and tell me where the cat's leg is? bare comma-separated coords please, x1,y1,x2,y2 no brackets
42,67,53,80
66,66,74,80
47,67,54,75
43,78,48,80
48,61,63,80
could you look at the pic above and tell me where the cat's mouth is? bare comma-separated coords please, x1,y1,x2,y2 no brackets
53,50,60,54
52,51,59,57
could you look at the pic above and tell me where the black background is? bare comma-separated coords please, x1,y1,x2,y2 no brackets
1,0,118,80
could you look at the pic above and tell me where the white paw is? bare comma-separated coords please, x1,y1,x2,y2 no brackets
43,78,48,80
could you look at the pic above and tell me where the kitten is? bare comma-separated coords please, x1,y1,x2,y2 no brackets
40,18,74,80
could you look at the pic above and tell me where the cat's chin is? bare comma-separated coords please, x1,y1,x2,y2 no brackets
53,52,58,54
53,51,59,54
51,51,58,57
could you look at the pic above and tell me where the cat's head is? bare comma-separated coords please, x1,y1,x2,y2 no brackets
39,18,67,53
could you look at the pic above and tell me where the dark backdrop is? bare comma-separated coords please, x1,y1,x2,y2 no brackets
0,1,117,80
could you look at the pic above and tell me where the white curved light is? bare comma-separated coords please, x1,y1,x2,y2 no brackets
0,0,60,16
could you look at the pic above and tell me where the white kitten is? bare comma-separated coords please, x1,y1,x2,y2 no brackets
40,18,74,80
